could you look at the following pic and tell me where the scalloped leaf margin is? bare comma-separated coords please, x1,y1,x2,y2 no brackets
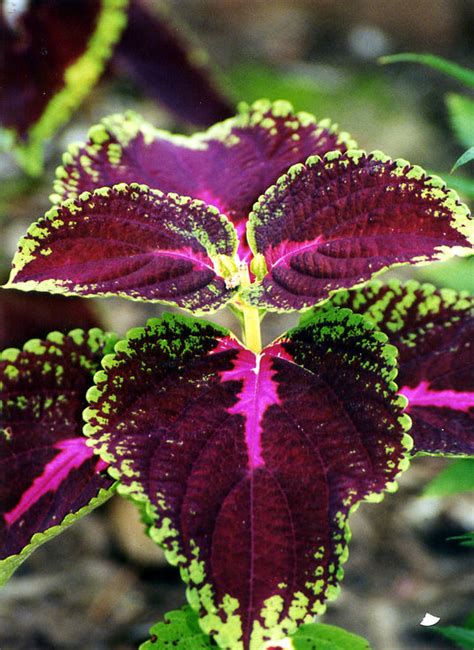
245,150,473,312
84,310,411,649
306,279,474,457
0,328,118,584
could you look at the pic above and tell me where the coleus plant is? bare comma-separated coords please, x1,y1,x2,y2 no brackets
1,100,474,649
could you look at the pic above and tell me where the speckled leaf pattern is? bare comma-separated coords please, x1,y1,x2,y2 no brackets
0,329,117,585
140,608,371,650
0,0,128,175
7,184,238,314
309,280,474,456
246,151,473,311
51,99,356,257
115,0,233,127
85,311,410,649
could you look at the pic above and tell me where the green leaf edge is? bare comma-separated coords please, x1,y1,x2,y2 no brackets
452,146,474,173
0,0,129,176
303,278,474,458
289,621,372,650
428,170,474,200
379,53,474,90
433,625,474,650
0,482,114,587
5,183,240,316
83,309,412,649
299,278,474,330
139,605,217,649
244,149,474,313
140,609,373,650
0,326,119,586
50,98,358,203
83,312,231,468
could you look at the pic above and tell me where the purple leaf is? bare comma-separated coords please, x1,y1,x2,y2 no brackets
309,280,474,456
0,328,117,584
0,0,128,175
246,151,473,311
114,0,234,126
7,184,238,313
0,289,99,350
85,311,410,648
51,100,356,258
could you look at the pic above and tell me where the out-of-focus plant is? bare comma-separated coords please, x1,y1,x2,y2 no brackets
380,53,474,198
423,458,474,497
381,53,474,295
0,99,473,648
432,610,474,650
0,0,233,176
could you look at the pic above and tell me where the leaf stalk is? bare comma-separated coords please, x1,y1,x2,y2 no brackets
239,263,262,353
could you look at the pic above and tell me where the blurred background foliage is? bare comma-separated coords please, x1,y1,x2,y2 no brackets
0,1,473,649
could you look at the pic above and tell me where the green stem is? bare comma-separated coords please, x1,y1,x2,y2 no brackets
238,263,262,353
242,303,262,353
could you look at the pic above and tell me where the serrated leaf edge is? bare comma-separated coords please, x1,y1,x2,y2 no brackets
244,149,473,313
6,184,239,315
51,98,357,202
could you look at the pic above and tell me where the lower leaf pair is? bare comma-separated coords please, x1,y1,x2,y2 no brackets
0,280,473,649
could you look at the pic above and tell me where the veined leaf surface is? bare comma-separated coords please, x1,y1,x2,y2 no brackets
85,311,410,649
0,328,117,585
52,100,355,258
246,152,473,311
308,280,474,456
8,184,238,314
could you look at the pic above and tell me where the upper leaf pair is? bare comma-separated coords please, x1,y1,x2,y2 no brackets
7,101,474,313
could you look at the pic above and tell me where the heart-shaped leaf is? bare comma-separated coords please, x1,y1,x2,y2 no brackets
245,151,473,311
51,100,356,258
85,311,410,649
0,0,128,175
307,280,474,456
0,328,117,585
7,184,238,314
